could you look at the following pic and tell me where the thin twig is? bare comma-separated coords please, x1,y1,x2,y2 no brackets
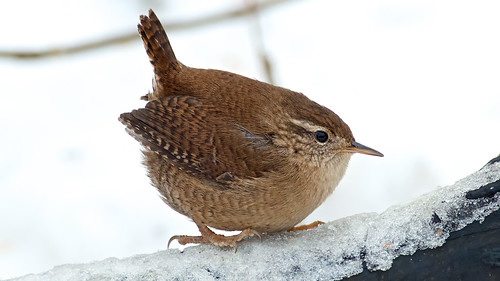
246,0,275,84
0,0,294,59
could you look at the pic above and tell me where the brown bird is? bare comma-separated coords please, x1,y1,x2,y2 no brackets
119,9,383,249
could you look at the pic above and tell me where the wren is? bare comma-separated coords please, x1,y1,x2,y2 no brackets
119,9,383,249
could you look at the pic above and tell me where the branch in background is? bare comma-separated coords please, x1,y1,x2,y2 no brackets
246,0,275,84
0,0,293,59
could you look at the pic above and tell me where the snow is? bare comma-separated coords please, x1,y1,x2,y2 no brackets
9,161,499,281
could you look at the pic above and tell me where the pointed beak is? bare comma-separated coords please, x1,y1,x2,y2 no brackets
344,141,384,157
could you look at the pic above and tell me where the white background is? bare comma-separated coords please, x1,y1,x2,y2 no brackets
1,0,499,278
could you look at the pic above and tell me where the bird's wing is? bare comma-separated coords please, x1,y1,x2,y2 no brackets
119,95,277,182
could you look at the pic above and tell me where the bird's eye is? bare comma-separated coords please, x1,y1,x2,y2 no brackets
314,130,328,143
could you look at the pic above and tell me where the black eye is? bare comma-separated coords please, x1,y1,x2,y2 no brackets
315,130,328,143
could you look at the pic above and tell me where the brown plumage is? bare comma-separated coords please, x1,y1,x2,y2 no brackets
119,9,383,248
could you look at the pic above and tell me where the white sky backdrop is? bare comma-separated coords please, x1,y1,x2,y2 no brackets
1,0,499,278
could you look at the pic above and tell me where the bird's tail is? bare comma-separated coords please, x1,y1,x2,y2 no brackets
138,9,181,100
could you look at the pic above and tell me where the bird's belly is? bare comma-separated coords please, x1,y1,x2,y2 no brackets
144,151,349,233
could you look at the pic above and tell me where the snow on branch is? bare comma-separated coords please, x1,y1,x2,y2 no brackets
11,155,500,281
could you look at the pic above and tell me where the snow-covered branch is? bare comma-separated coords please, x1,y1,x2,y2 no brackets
11,155,500,281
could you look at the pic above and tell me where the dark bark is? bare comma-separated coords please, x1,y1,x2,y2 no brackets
346,155,500,281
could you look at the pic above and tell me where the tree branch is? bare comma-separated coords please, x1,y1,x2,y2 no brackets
0,0,294,59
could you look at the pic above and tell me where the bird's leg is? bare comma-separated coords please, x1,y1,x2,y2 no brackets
168,222,260,250
287,220,325,232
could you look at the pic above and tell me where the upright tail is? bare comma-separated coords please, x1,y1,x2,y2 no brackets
138,9,181,100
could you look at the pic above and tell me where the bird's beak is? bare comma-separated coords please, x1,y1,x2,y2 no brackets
344,141,384,157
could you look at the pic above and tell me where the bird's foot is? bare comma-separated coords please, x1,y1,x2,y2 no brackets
287,220,325,232
168,222,260,250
